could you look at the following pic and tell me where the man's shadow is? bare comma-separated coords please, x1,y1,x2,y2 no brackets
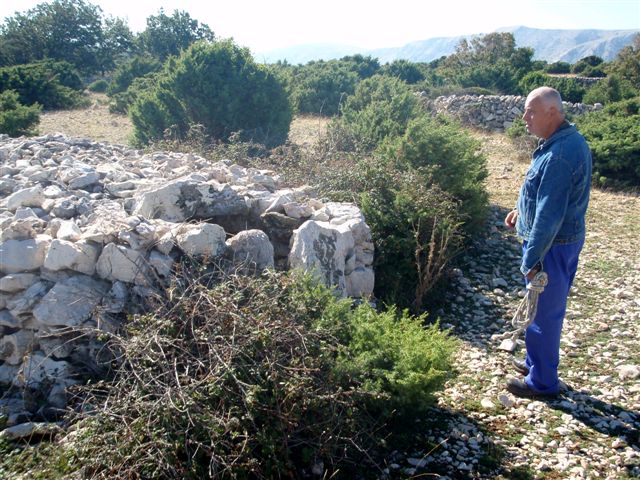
540,383,639,447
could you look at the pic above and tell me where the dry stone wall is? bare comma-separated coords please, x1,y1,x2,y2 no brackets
422,94,603,131
0,133,374,423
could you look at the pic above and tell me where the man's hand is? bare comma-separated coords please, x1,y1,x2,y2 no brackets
504,209,518,229
525,263,542,281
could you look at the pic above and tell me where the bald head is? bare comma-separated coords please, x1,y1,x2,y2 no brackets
522,86,566,139
527,87,565,115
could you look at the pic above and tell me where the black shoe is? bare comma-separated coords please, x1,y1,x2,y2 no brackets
512,358,530,376
506,378,557,398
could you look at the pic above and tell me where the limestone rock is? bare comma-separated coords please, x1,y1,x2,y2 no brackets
32,275,109,327
7,281,51,317
102,281,128,313
0,330,35,365
0,363,19,385
44,239,101,275
618,365,640,381
0,216,47,241
148,250,174,277
289,220,356,297
175,223,227,258
226,229,274,272
346,266,375,298
14,351,74,388
134,178,248,222
96,243,149,284
0,422,61,440
0,235,51,273
0,273,39,293
283,202,313,219
38,331,79,359
5,185,44,211
0,309,19,328
56,220,82,241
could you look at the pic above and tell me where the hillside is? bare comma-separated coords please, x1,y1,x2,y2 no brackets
256,26,639,64
15,103,637,478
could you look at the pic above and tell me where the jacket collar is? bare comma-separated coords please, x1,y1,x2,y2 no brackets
537,121,576,149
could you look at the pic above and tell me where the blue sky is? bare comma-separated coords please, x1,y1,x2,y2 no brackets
2,0,639,53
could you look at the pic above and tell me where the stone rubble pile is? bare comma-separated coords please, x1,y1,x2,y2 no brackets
0,133,374,423
423,94,603,131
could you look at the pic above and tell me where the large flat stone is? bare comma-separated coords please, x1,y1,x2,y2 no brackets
32,275,109,327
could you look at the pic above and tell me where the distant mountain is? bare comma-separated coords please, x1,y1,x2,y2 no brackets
252,43,362,65
255,26,639,64
503,26,639,63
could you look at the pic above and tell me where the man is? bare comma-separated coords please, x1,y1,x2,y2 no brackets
504,86,591,397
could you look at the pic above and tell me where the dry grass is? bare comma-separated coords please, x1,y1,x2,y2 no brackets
38,97,330,149
38,93,133,145
286,114,331,149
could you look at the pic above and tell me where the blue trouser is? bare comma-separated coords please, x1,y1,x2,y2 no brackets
522,239,584,394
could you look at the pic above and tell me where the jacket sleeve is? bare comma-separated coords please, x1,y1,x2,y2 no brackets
520,155,572,275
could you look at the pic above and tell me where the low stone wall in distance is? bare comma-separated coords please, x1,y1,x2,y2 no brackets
422,94,603,132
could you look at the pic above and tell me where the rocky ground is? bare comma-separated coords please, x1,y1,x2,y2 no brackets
383,133,640,479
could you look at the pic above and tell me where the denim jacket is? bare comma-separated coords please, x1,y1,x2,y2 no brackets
516,122,591,275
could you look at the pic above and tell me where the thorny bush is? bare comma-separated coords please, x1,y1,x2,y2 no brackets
48,265,457,479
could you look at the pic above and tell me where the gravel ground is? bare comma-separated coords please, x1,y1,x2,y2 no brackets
383,132,640,479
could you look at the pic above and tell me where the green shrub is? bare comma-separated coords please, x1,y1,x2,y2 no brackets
19,268,456,479
505,118,538,162
318,77,488,308
107,55,162,96
571,55,604,75
87,79,108,92
357,161,467,308
331,75,420,152
130,40,291,147
544,61,571,74
416,84,494,99
579,65,606,78
339,54,381,79
290,62,359,116
506,117,528,139
0,89,41,136
370,116,488,307
453,63,519,94
0,61,85,109
519,71,586,103
379,115,489,235
332,305,458,412
582,74,638,105
382,60,425,84
606,35,640,89
108,71,161,114
577,97,640,188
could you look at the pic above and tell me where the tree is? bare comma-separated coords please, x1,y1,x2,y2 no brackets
335,75,420,151
571,55,604,74
137,9,214,61
0,0,132,73
289,60,359,116
382,60,425,84
96,17,136,73
130,40,291,147
339,54,381,79
606,34,640,88
439,33,534,94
